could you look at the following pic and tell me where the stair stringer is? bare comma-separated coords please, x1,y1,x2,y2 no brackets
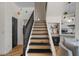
46,21,56,56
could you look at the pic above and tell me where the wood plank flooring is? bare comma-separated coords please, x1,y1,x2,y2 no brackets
6,45,23,56
55,46,63,56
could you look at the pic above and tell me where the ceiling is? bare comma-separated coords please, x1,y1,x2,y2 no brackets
15,2,34,8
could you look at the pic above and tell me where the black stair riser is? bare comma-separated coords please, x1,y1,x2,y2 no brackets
34,25,46,26
32,34,48,35
34,22,46,24
34,23,46,25
31,37,49,39
31,37,48,39
33,27,47,28
33,26,47,28
28,49,52,53
30,43,50,45
31,39,48,40
32,30,47,31
34,24,46,25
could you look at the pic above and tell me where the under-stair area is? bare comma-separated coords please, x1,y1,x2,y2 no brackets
27,20,52,56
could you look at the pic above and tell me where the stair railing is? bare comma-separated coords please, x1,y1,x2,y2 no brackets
23,11,34,56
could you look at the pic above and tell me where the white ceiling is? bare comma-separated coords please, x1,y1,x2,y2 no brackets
15,2,34,8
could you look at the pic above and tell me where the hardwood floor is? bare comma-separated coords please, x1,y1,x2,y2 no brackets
6,45,23,56
55,46,63,56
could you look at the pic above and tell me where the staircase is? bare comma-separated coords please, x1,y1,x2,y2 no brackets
27,20,52,56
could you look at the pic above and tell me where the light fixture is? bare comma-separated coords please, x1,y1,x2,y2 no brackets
67,19,72,22
67,17,72,22
38,18,40,21
64,17,72,22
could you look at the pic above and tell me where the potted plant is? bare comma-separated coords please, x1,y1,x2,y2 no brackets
64,12,68,15
63,12,68,19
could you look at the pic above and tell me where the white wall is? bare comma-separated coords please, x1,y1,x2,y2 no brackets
75,3,79,39
19,8,34,20
46,16,62,23
0,2,19,55
0,2,34,55
0,3,6,55
17,7,34,45
4,3,19,54
46,2,64,23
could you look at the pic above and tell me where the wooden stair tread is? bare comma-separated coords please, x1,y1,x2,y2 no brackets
32,31,47,33
32,30,47,32
31,35,48,36
33,26,47,28
32,33,48,35
29,45,50,49
30,39,49,43
28,53,52,56
32,29,47,31
33,27,47,30
31,37,49,39
34,24,46,26
31,35,48,38
33,29,47,31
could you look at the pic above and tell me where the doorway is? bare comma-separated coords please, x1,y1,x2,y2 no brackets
12,17,18,48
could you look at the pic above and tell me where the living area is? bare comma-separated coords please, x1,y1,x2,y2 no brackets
0,2,79,56
46,2,79,56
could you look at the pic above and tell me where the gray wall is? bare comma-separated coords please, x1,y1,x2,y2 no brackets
34,2,46,20
0,3,6,54
75,3,79,39
0,2,19,55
